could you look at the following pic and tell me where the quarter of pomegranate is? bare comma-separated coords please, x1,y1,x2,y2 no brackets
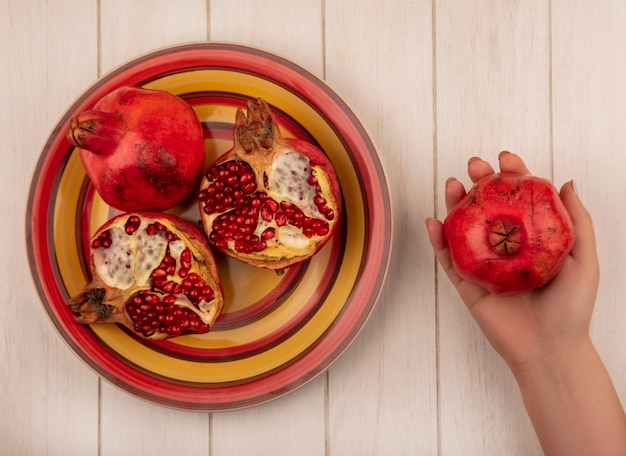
66,86,206,211
68,212,224,340
198,98,342,270
443,172,575,294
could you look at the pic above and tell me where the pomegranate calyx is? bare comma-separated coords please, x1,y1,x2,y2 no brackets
235,99,276,154
66,109,127,155
488,218,523,255
68,281,128,325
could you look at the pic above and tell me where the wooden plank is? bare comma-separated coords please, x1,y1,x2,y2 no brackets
209,0,323,77
100,0,209,71
100,388,210,455
97,2,210,455
324,0,438,454
0,1,100,454
435,1,550,454
208,1,327,454
212,376,326,456
552,0,626,404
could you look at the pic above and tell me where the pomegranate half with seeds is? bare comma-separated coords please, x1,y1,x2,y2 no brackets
198,98,342,270
68,212,224,339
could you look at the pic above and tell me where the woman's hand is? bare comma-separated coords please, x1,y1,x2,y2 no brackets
425,151,599,375
426,152,626,455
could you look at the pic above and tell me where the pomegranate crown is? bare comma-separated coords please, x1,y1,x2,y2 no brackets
235,99,281,154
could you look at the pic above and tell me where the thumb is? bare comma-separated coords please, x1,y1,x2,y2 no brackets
559,180,598,268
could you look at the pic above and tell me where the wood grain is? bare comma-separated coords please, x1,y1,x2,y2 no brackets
1,2,100,455
324,0,438,454
2,1,625,454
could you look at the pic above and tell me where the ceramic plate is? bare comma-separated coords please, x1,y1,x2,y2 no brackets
26,42,391,411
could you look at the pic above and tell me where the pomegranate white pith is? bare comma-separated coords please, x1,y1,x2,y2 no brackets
199,98,342,270
69,212,224,340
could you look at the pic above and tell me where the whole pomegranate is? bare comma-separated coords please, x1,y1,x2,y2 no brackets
198,98,342,270
443,172,575,294
66,86,206,211
69,212,224,339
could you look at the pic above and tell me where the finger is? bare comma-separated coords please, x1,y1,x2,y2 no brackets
444,177,467,213
467,157,495,182
559,180,598,268
497,151,531,175
425,218,490,307
425,218,463,288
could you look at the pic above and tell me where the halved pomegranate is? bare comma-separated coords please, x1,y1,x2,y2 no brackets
198,98,342,270
69,212,224,339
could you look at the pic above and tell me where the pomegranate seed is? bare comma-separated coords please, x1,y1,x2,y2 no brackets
160,281,176,293
152,278,167,288
151,268,167,279
188,272,200,282
202,286,215,301
275,211,287,226
181,278,194,290
261,205,273,221
124,216,141,234
240,171,255,184
261,227,275,240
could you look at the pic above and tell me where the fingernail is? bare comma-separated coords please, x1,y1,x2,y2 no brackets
571,179,579,198
467,156,481,165
445,176,457,185
498,150,511,159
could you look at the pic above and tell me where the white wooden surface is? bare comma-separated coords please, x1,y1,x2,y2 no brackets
2,1,625,454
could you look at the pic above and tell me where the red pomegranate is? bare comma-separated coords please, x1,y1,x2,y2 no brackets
69,212,224,339
66,86,206,211
443,172,575,294
198,98,342,270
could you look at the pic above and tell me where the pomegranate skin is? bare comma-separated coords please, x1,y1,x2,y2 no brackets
443,172,575,294
67,86,206,211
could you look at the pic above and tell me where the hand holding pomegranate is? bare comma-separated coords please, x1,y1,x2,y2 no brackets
426,152,626,454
